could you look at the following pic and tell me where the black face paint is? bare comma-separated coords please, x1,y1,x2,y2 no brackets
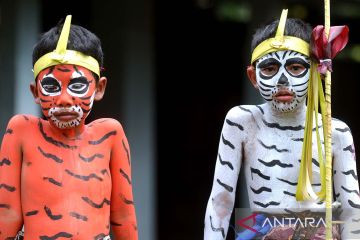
257,58,281,80
68,77,90,95
285,58,310,78
41,77,61,94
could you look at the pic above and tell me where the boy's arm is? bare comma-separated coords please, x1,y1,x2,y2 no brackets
332,122,360,239
0,116,23,239
204,107,244,240
109,120,138,240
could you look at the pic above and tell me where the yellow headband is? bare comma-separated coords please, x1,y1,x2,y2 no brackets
251,9,310,64
33,15,100,79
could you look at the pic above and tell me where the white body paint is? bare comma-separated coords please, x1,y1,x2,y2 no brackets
204,102,360,239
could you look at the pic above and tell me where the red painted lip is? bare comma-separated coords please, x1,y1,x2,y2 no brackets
53,111,79,121
274,90,294,102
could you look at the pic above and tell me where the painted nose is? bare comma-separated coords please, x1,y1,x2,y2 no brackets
277,73,289,86
55,92,73,107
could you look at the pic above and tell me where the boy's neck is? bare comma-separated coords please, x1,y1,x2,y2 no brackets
48,120,86,139
263,101,307,124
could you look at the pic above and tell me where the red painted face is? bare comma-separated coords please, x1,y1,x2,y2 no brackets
36,64,97,129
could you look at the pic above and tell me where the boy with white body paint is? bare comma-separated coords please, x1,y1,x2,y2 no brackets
204,11,360,240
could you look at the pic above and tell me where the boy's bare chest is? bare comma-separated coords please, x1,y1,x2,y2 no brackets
20,124,113,208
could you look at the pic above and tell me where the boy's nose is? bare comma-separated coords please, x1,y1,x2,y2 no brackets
55,92,73,107
276,73,289,86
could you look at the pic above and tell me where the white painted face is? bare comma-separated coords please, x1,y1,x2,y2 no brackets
255,50,310,112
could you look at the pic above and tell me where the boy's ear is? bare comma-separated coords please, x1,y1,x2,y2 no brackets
30,82,40,104
94,77,107,101
246,65,258,89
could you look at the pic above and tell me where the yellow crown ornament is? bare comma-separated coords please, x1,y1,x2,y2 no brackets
251,9,310,64
33,15,100,79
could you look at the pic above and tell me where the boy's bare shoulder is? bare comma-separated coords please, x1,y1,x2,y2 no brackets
87,118,125,134
6,114,40,130
331,117,353,139
225,105,263,123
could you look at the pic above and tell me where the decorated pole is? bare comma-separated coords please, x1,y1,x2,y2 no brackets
323,0,333,239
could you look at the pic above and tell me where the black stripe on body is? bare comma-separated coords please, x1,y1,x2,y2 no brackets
343,145,355,153
0,184,16,192
221,135,235,149
262,119,304,131
256,105,264,114
341,186,360,195
209,216,225,238
38,146,63,163
250,186,271,194
23,115,30,120
342,170,358,181
44,206,62,220
297,158,320,168
0,158,11,166
0,203,10,209
335,127,351,133
218,154,234,170
111,221,122,226
250,167,270,180
25,210,39,216
69,212,88,221
277,178,297,186
226,119,244,131
120,169,132,184
65,169,103,182
216,179,233,192
349,200,360,209
122,139,131,165
101,169,109,176
121,195,134,205
40,232,73,240
79,153,104,162
258,139,289,152
253,201,280,208
351,230,360,234
43,177,62,187
81,197,110,208
283,191,295,197
238,106,252,114
38,121,77,150
291,138,304,142
88,131,117,145
335,192,340,199
258,159,293,168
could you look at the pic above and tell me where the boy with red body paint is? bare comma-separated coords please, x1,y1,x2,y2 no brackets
0,16,138,240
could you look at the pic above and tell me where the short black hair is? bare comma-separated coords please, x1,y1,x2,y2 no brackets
32,22,103,78
251,18,312,53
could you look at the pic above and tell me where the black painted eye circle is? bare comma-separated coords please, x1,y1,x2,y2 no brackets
68,77,89,94
41,77,61,93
